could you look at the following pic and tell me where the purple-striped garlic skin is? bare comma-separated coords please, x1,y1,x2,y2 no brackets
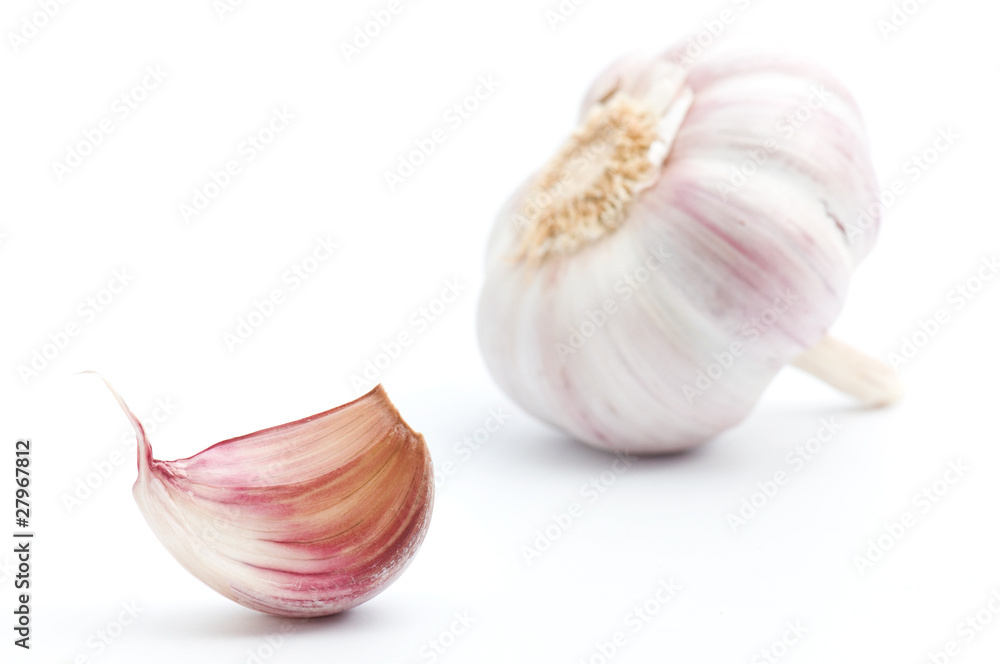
106,382,433,617
478,49,881,454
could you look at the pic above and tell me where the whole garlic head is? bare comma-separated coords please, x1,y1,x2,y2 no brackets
478,48,899,455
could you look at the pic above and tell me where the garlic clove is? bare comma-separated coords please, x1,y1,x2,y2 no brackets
479,48,900,455
97,376,433,617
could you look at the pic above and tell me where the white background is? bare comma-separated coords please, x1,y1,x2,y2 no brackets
2,0,999,662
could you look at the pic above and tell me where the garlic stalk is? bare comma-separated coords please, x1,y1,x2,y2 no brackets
478,48,901,455
98,377,433,617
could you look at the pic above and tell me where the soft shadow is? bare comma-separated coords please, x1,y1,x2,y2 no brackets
504,396,884,476
146,601,388,640
509,421,710,472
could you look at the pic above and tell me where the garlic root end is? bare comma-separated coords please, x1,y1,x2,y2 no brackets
792,336,903,407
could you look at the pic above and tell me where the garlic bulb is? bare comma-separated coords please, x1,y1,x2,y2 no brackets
478,48,900,455
99,377,433,617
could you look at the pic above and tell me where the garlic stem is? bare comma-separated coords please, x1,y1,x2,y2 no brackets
792,336,902,406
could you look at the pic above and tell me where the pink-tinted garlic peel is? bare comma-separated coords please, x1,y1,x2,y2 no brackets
97,376,433,618
478,48,901,455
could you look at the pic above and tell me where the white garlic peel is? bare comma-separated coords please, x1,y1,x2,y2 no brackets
97,376,433,617
478,48,901,455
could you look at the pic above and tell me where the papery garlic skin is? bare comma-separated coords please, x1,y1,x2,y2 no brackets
104,381,433,617
478,49,885,455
